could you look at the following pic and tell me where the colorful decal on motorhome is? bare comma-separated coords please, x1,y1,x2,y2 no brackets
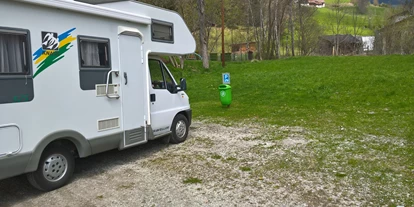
32,28,76,78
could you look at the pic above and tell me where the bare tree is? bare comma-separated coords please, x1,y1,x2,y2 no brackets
351,6,366,53
247,0,263,60
245,0,251,54
246,0,290,59
296,0,321,56
259,0,265,59
297,0,306,55
197,0,209,68
404,0,414,14
274,0,280,59
266,0,273,59
330,0,347,55
289,0,295,56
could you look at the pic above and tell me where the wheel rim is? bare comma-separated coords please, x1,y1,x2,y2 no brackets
176,120,187,139
42,154,68,182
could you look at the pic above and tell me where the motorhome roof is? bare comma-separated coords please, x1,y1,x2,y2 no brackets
97,0,196,55
14,0,196,55
16,0,151,25
76,0,129,4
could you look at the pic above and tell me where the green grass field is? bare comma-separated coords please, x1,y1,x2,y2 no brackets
173,56,413,140
314,6,387,36
169,55,414,205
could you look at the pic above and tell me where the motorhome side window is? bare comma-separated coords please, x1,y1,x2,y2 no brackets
149,59,175,93
0,31,29,75
0,28,34,104
151,20,174,43
79,38,109,68
78,36,111,90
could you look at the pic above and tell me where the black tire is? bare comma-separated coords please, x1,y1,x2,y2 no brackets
27,146,75,191
170,114,189,144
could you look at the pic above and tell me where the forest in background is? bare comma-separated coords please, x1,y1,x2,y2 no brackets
139,0,413,67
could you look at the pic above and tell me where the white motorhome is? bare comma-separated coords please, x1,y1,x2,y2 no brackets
0,0,195,191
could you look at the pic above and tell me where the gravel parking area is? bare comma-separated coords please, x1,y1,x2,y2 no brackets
0,120,412,206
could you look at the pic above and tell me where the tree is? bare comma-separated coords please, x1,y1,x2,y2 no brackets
197,0,210,68
357,0,369,14
296,0,322,55
329,0,347,55
351,6,366,53
404,0,414,14
244,0,290,59
274,0,280,59
246,0,263,59
289,0,295,56
139,0,324,58
374,1,414,55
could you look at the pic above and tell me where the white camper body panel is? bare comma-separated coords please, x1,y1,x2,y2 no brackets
99,1,197,56
0,0,141,154
0,0,194,182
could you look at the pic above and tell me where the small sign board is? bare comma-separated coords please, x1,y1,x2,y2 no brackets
222,73,230,84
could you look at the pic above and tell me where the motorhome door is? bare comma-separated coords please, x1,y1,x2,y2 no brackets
148,59,181,137
119,34,146,148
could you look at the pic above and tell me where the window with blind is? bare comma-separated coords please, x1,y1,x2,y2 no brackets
78,36,111,90
0,27,34,104
151,20,174,43
0,31,29,75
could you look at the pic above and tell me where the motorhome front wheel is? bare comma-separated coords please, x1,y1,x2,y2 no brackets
27,146,75,191
170,114,189,144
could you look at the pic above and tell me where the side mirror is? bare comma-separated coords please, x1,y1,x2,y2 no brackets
180,78,187,91
173,78,187,93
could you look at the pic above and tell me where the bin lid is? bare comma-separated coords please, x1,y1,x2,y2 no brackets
219,84,231,89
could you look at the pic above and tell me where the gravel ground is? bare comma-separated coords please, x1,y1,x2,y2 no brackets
0,120,412,206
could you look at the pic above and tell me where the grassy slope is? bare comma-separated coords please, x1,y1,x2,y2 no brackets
169,55,414,205
174,56,413,140
314,6,387,36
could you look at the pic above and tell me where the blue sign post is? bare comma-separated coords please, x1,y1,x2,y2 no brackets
222,73,230,84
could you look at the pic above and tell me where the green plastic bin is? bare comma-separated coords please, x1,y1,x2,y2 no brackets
219,84,232,106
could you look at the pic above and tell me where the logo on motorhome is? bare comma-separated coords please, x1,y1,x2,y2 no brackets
41,32,59,51
33,28,77,78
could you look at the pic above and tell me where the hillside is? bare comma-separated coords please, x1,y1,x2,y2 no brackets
172,55,414,140
314,5,386,36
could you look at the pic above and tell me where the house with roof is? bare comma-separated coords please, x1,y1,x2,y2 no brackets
230,42,257,60
318,35,363,55
231,42,257,53
298,0,325,8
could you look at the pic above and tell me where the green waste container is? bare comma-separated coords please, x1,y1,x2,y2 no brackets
219,84,232,106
